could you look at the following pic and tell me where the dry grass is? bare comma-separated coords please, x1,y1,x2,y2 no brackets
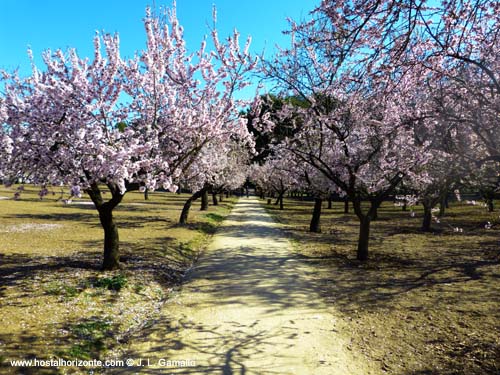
265,197,500,375
0,184,236,374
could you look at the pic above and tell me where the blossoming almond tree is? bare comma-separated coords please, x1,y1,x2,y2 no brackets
1,33,151,270
120,5,256,225
123,6,257,193
295,159,340,233
251,154,302,211
177,138,252,224
0,97,11,182
316,0,500,179
263,1,435,260
1,5,257,270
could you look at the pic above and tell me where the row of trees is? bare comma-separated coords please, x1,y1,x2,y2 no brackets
1,0,499,266
0,6,256,270
249,0,500,260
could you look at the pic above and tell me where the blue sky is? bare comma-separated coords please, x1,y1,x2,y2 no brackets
0,0,318,85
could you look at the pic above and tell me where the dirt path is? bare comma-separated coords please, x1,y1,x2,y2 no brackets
111,197,378,375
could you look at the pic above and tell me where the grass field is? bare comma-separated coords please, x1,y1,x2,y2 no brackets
0,184,236,374
265,197,500,374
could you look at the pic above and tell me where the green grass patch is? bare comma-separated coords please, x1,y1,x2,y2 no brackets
204,213,225,223
44,281,80,298
93,274,128,291
59,318,113,360
71,319,112,338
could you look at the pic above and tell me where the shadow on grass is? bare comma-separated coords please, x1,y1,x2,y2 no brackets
0,315,122,374
0,331,66,375
266,197,500,374
5,212,97,223
0,251,101,299
293,240,500,314
175,222,219,235
6,211,174,231
0,232,206,300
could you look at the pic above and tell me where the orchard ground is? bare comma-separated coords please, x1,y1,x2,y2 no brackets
0,185,236,374
266,196,500,374
0,186,499,374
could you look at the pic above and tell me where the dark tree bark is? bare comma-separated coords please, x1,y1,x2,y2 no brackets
344,197,349,213
86,183,124,270
212,192,218,206
402,200,407,211
357,216,371,261
179,188,206,224
309,198,323,233
422,203,433,232
487,197,494,212
201,189,209,211
352,198,381,262
327,197,332,209
274,195,281,206
144,188,149,201
439,192,447,216
278,193,285,210
98,206,120,270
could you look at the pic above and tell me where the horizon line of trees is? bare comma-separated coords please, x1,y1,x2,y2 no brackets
1,0,499,267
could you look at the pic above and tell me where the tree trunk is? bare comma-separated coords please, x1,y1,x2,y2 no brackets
98,206,120,270
309,198,323,233
219,194,223,202
402,200,407,211
487,198,494,212
179,188,205,224
144,188,149,201
86,183,124,271
422,203,432,232
439,193,447,216
212,192,218,206
357,216,370,261
201,189,209,211
438,201,445,216
344,198,349,213
352,199,380,262
275,192,285,207
327,197,332,209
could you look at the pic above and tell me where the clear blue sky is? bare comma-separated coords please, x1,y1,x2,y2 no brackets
0,1,318,80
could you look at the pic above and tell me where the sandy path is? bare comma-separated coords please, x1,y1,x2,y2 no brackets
111,197,377,375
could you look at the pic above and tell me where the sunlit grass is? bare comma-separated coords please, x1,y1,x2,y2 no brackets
0,184,236,374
